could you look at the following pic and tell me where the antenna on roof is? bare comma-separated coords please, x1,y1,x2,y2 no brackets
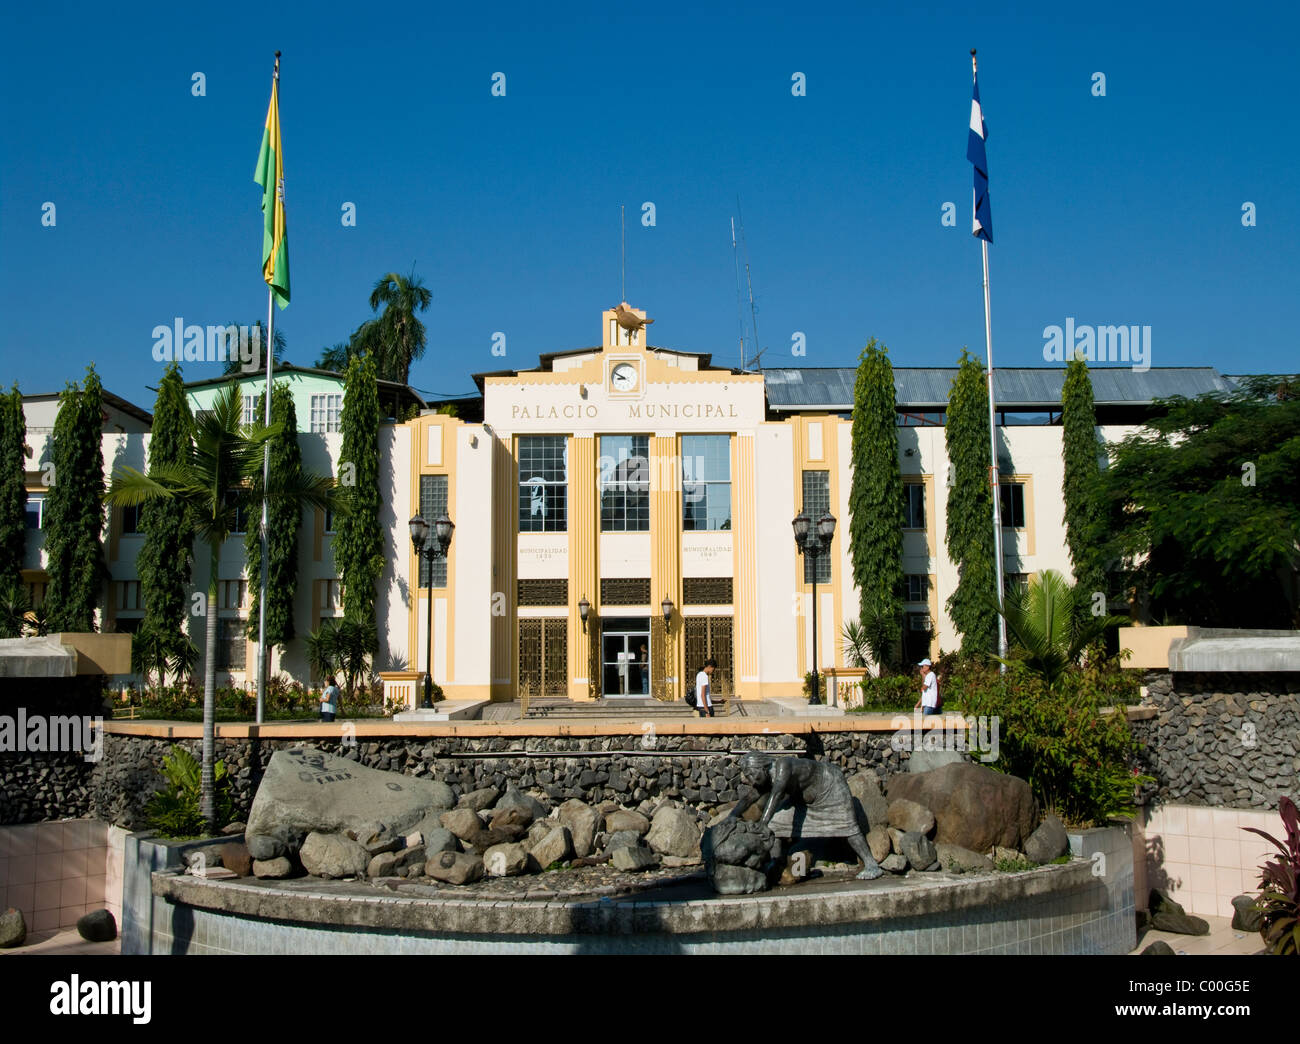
620,204,626,303
736,197,764,371
731,217,746,371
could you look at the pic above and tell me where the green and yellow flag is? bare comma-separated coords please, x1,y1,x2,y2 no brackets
254,60,290,308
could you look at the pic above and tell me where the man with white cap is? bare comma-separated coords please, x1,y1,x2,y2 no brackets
913,658,941,716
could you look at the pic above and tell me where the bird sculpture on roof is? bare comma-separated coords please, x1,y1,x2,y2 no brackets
614,303,653,333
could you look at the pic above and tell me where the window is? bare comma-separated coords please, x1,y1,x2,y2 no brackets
24,494,44,530
518,436,567,533
999,482,1026,529
321,579,343,612
800,470,831,584
323,507,336,533
1004,572,1029,597
242,395,259,427
682,435,731,531
599,435,649,532
219,579,248,610
216,618,246,670
903,484,926,529
115,581,143,611
418,474,449,587
904,574,930,602
229,494,251,535
309,393,343,433
120,503,142,534
907,612,932,632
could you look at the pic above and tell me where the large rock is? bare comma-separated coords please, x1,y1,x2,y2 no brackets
887,762,1038,852
483,842,530,877
253,856,294,879
367,851,401,879
881,854,908,874
488,805,534,834
702,817,775,879
440,808,488,847
529,826,572,869
1231,894,1263,933
558,800,601,858
710,864,767,894
1141,940,1176,955
847,771,889,832
605,809,650,835
219,842,252,877
935,843,994,873
1149,889,1210,936
421,827,461,856
457,786,500,812
603,830,644,854
76,909,117,943
426,850,485,885
645,806,700,858
900,831,937,871
246,748,457,857
908,750,966,774
247,834,288,861
611,846,660,872
886,799,936,835
299,831,369,879
0,908,27,948
866,827,892,864
494,785,547,823
1024,814,1069,863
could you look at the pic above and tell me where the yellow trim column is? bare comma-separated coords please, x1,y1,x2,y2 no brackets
649,435,682,701
569,434,598,700
490,433,517,701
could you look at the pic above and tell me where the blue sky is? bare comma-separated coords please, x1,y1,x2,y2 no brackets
1,0,1295,410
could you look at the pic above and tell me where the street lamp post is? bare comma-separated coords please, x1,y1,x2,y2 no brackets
409,513,455,709
793,509,836,706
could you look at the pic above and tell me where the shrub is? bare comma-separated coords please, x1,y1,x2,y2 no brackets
851,674,915,712
144,745,233,839
949,659,1152,827
1243,796,1300,955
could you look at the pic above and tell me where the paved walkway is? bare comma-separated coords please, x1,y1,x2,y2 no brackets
0,928,120,955
1130,915,1266,955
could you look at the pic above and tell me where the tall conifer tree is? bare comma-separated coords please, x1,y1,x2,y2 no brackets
1061,355,1106,599
336,354,383,628
944,350,998,656
848,338,905,671
0,385,29,637
43,365,106,632
246,382,302,650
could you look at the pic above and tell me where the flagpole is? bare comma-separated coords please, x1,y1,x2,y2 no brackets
255,51,280,724
973,48,1009,671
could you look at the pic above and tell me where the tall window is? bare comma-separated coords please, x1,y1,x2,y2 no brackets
309,393,343,433
599,435,649,532
216,618,246,670
682,435,731,531
418,474,449,587
904,573,930,602
518,436,567,532
999,482,1026,529
25,494,45,530
242,395,259,426
801,470,831,583
121,503,142,534
903,483,926,529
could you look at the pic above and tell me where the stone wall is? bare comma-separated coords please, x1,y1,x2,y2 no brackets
1133,670,1300,810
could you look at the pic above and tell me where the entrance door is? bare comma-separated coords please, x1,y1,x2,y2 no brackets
601,617,650,697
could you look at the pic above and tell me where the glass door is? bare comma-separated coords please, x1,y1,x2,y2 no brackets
601,617,650,697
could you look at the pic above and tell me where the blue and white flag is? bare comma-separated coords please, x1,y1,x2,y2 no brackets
968,68,993,243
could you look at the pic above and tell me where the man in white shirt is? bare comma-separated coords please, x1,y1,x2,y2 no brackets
694,658,716,718
913,658,941,716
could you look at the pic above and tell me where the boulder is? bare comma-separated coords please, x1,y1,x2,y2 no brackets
558,799,601,858
935,843,994,873
886,799,936,835
1141,940,1177,955
529,826,572,870
908,750,965,774
847,771,889,832
1149,890,1210,936
221,821,247,835
403,862,425,879
603,830,644,854
395,844,426,870
1230,894,1263,933
645,806,701,858
494,784,548,823
421,827,461,856
361,832,402,858
710,864,767,895
440,808,488,847
866,827,892,864
299,832,369,879
887,762,1038,852
524,820,554,849
219,842,252,877
367,851,401,879
701,818,775,895
76,909,117,943
888,827,905,854
246,747,459,856
488,805,534,834
0,908,26,948
900,831,937,871
182,846,221,870
247,834,288,861
252,856,294,879
604,809,650,835
881,854,908,874
483,842,530,877
611,846,660,872
426,850,485,885
457,786,500,812
993,846,1026,864
1023,814,1069,864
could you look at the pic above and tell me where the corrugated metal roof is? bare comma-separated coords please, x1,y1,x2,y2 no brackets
763,367,1236,409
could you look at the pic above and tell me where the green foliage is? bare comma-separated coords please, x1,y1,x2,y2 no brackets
995,569,1128,689
849,673,916,712
245,382,303,648
136,363,194,689
1061,357,1107,599
43,365,107,632
840,618,871,669
944,350,998,656
1102,376,1300,627
802,670,827,701
848,339,905,671
947,659,1150,827
1243,796,1300,955
0,385,27,638
0,585,32,639
994,855,1035,872
337,354,383,628
306,618,377,699
145,746,233,838
221,320,285,375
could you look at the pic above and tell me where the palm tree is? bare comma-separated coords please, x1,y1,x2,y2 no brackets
995,569,1128,689
106,383,336,828
367,270,432,384
221,320,286,376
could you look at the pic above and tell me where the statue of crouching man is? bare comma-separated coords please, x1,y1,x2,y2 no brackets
702,753,883,894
